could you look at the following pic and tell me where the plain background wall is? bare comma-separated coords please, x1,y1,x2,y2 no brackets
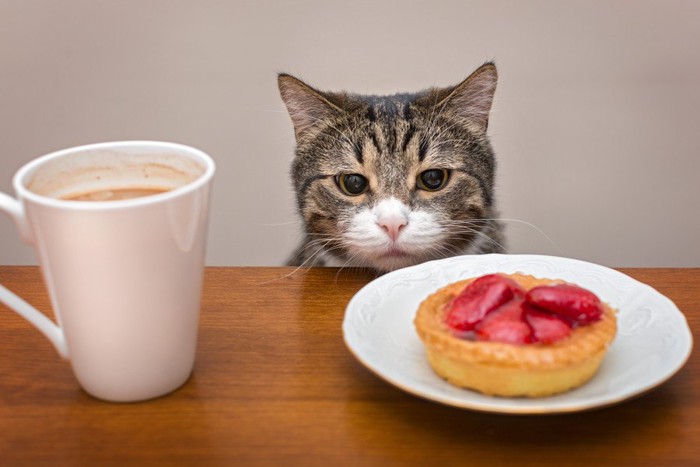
1,0,698,267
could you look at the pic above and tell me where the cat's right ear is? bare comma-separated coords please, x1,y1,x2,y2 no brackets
416,62,498,132
278,74,342,141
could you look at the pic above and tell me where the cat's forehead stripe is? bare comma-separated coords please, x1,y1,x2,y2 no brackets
352,139,364,163
418,138,429,161
369,130,381,156
403,103,412,121
366,106,377,122
401,125,416,154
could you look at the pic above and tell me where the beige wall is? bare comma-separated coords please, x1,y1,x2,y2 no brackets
1,0,698,267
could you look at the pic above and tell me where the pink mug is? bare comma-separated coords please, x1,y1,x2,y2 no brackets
0,141,215,402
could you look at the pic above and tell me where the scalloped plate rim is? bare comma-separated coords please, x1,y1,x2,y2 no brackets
342,254,693,414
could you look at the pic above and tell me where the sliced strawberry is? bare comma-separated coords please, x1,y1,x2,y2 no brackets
524,307,572,344
475,298,534,345
446,274,524,331
525,284,603,325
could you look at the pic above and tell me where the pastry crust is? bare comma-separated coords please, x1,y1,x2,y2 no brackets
414,273,617,397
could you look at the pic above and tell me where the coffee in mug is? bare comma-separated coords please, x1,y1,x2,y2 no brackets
63,188,171,201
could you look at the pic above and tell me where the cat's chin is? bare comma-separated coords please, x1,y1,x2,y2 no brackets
319,248,419,272
363,251,422,273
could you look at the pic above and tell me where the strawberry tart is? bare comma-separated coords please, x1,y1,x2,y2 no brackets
414,273,617,397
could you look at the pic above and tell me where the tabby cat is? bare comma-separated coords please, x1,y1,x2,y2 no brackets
278,62,505,272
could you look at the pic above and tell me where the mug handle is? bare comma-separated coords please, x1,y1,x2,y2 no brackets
0,192,69,359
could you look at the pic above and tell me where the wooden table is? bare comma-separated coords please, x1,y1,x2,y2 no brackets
0,266,698,465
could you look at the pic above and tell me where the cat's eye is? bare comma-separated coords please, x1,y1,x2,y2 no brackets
417,169,449,191
336,173,368,196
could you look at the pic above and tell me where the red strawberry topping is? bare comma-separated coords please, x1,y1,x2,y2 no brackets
445,274,524,331
445,275,605,345
475,298,534,345
524,307,572,344
526,284,603,325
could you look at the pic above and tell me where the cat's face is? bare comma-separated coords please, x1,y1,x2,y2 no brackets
279,63,502,272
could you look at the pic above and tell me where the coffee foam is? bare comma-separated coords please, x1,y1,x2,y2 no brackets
27,150,205,200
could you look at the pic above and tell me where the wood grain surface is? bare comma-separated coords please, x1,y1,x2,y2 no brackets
0,266,698,466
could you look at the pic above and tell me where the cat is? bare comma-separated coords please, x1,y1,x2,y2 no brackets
278,62,505,273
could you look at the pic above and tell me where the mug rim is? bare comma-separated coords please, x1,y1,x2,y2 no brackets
13,141,216,210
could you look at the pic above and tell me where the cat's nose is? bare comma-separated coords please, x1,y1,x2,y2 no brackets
378,216,407,242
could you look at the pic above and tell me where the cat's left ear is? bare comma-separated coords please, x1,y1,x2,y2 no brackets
278,74,343,141
425,62,498,131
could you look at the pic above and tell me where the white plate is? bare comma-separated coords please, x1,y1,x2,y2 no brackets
342,254,693,414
